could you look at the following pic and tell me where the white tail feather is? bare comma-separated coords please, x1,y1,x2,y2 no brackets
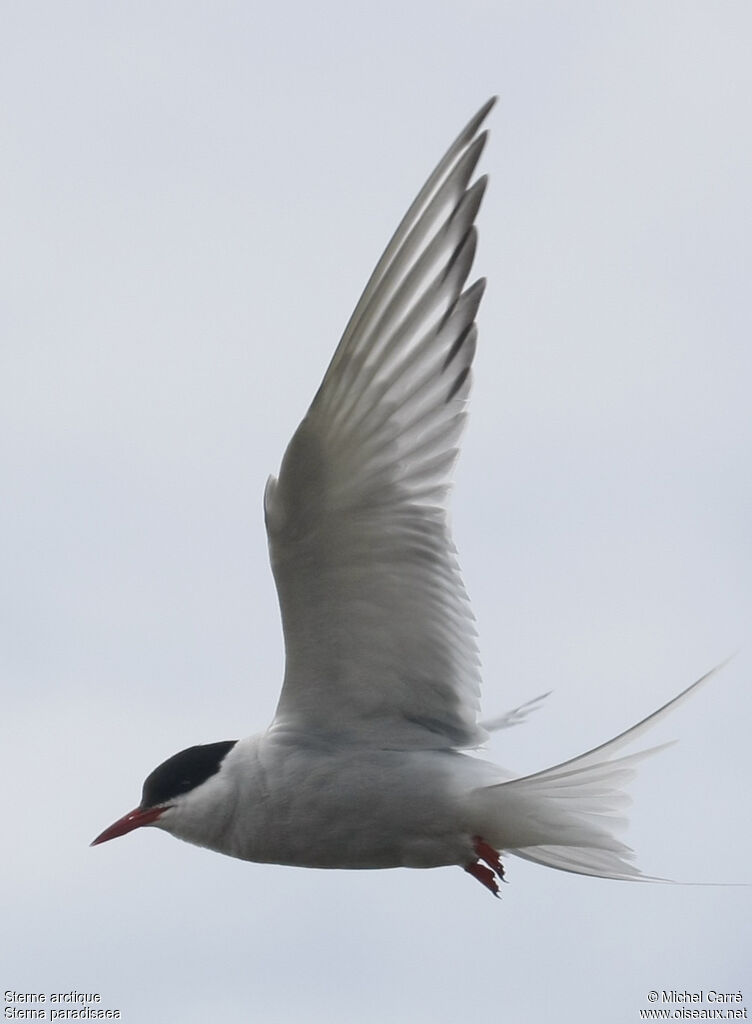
472,663,728,881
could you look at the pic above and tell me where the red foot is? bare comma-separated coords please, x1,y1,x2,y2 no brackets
465,860,500,896
464,836,506,897
473,836,505,880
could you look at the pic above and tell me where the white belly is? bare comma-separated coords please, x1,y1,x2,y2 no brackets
210,736,501,870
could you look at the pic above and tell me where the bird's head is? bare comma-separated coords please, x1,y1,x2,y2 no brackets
91,740,237,847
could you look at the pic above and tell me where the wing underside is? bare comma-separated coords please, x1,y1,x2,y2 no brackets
265,100,496,749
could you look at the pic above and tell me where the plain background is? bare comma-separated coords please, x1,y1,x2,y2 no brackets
2,3,750,1022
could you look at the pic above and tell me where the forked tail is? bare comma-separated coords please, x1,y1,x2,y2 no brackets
471,664,727,881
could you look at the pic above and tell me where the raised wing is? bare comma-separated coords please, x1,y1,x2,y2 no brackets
264,100,495,749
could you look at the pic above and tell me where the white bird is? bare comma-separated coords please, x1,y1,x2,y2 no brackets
92,98,720,896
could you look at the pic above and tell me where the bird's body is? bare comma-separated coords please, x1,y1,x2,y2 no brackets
166,737,499,871
93,98,721,896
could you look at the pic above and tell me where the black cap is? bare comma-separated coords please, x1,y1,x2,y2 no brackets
141,740,237,808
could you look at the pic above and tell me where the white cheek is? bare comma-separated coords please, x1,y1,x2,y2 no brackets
155,776,236,852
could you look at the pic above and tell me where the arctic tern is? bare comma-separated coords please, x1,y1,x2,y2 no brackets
92,98,721,896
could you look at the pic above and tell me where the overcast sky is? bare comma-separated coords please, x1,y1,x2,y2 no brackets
2,3,751,1022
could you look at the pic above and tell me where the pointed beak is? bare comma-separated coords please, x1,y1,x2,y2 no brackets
91,805,167,846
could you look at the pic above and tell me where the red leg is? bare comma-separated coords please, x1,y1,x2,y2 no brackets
464,836,506,896
473,836,505,880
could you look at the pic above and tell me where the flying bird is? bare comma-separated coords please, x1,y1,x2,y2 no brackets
92,98,720,896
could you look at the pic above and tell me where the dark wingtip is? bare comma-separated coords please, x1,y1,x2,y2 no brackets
476,96,498,124
455,98,498,153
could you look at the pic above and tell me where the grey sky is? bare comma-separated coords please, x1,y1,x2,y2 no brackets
2,3,751,1022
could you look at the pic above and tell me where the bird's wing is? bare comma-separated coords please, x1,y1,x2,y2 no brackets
264,99,495,750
